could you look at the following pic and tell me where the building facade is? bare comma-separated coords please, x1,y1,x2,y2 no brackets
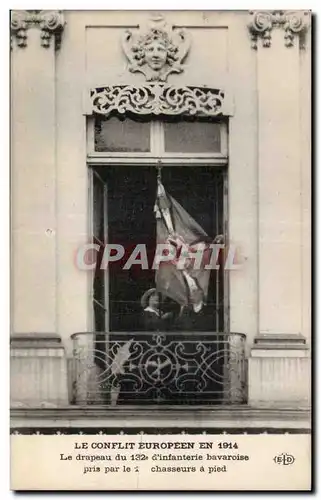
10,10,311,433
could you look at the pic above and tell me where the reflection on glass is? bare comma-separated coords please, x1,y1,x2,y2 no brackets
95,116,150,152
164,121,221,153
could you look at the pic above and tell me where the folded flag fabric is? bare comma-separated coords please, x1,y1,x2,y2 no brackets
154,179,213,313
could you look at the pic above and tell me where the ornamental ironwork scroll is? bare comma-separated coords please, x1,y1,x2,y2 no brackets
91,84,226,118
248,10,309,49
71,331,247,405
122,14,191,82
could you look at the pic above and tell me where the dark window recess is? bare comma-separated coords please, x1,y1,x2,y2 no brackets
88,165,233,406
92,165,225,333
95,116,150,153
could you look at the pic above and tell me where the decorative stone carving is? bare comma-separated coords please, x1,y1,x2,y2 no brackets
10,11,28,48
91,84,225,118
39,10,65,49
248,10,309,49
10,10,65,50
122,14,191,82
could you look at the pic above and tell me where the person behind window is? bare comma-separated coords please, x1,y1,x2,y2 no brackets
141,287,177,331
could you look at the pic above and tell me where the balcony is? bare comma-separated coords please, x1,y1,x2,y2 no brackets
10,332,311,433
70,332,247,406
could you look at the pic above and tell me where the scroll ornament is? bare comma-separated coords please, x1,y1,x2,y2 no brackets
248,10,309,49
122,14,191,82
91,84,225,118
10,10,65,49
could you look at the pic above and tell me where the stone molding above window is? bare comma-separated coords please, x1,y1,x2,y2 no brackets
89,84,232,118
10,10,65,50
248,10,310,49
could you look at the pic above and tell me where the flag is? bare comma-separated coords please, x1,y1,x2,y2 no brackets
154,179,213,313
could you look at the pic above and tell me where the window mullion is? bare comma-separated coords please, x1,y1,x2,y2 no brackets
220,122,228,157
151,120,164,157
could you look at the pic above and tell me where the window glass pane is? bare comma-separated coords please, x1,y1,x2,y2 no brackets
164,121,221,153
95,116,150,152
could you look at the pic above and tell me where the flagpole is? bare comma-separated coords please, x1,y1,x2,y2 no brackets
156,158,162,183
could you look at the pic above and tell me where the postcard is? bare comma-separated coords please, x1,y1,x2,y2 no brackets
10,9,312,491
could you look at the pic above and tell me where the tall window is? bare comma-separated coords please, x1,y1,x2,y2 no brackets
83,114,238,406
88,115,228,335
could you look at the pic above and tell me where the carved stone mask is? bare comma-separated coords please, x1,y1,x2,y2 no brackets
144,38,168,71
122,16,191,82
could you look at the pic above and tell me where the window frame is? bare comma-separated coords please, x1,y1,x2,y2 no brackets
87,116,228,164
87,116,230,334
88,168,109,332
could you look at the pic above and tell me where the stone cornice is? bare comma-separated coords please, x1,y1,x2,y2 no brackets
10,10,65,50
248,10,310,49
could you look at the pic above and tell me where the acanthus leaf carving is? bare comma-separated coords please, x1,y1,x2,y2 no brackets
248,10,309,49
122,14,191,82
90,84,226,118
10,10,65,50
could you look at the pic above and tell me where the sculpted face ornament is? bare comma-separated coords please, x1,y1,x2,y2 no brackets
144,34,168,71
122,16,191,82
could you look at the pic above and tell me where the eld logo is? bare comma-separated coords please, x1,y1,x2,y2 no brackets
273,453,295,466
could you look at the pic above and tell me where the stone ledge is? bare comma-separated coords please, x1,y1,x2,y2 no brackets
10,405,311,417
10,405,311,430
10,333,63,349
252,333,308,350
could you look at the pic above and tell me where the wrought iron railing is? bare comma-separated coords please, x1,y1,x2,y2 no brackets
70,332,247,406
